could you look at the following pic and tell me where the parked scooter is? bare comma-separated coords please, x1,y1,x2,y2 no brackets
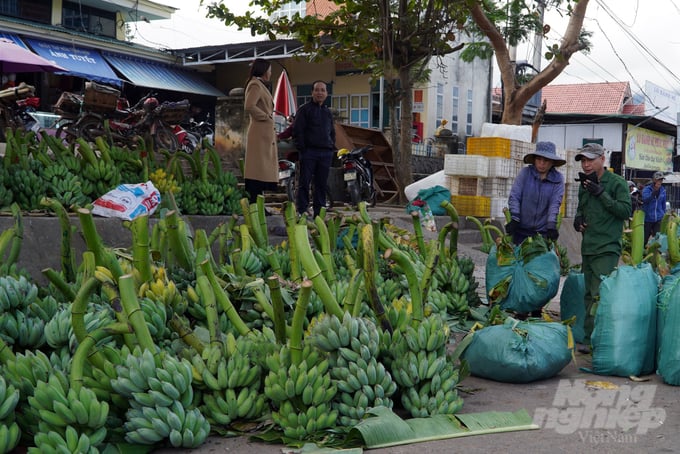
337,145,376,207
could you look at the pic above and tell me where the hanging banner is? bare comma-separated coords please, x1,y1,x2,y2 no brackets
625,126,674,171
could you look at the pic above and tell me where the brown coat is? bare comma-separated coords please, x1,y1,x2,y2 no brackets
244,78,277,183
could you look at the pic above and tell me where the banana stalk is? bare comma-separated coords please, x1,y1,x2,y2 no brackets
410,211,427,257
0,203,23,275
284,202,302,282
668,217,680,266
294,224,343,318
466,215,493,253
267,276,288,344
343,269,364,317
42,267,76,301
169,313,204,354
441,201,460,257
266,249,283,276
314,216,335,284
419,240,439,306
255,195,269,248
125,214,152,283
99,279,136,350
164,210,195,271
193,228,218,275
199,259,251,336
40,197,76,282
70,277,102,353
437,223,454,261
77,207,124,281
630,209,646,265
70,322,132,393
384,245,423,325
290,280,313,365
361,224,393,333
119,273,158,355
196,275,221,353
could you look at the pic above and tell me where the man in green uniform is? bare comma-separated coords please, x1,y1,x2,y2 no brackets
572,143,631,354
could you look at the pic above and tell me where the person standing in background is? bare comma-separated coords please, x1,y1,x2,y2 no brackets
293,80,335,218
641,171,667,242
628,180,642,212
506,141,565,245
572,143,631,354
243,58,278,204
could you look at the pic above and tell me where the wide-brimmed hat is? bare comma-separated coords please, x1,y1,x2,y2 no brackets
523,141,566,167
575,143,605,161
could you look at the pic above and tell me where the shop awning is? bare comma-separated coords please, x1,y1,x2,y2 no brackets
0,32,27,49
24,38,122,86
103,53,224,97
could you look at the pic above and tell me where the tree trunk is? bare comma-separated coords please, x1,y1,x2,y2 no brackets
393,66,414,205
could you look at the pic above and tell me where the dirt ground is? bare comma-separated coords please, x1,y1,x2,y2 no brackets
153,207,678,454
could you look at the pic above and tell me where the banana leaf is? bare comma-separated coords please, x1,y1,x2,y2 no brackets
347,406,537,449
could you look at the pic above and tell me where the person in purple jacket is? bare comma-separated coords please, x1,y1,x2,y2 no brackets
506,141,566,245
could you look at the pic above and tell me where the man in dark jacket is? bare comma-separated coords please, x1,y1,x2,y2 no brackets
573,143,631,354
642,171,667,242
293,80,335,218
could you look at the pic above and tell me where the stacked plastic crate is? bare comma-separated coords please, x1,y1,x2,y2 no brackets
563,148,580,217
444,137,534,218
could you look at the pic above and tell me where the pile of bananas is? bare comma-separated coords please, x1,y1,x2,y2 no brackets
0,168,13,209
0,375,20,454
27,372,108,451
197,334,267,428
29,424,104,454
193,180,226,216
309,313,398,428
264,344,337,440
431,255,476,316
41,163,88,208
80,159,122,199
110,348,209,448
389,314,464,417
149,168,180,196
136,266,187,317
0,276,58,349
44,304,114,353
5,159,47,211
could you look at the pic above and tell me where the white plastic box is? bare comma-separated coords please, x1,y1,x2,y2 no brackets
444,154,489,177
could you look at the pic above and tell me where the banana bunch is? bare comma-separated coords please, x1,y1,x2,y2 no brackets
0,312,45,348
214,171,245,215
29,425,106,454
458,255,482,307
0,275,39,311
176,184,199,214
41,163,88,208
6,161,48,210
310,313,397,428
149,168,180,195
138,296,171,342
137,266,186,316
375,275,403,308
80,159,122,198
264,344,337,440
0,423,20,454
383,296,413,333
425,288,450,314
43,307,73,349
193,180,225,216
124,401,210,448
236,248,266,276
111,348,195,411
0,376,20,454
2,349,52,397
389,314,463,417
28,373,109,442
0,167,14,208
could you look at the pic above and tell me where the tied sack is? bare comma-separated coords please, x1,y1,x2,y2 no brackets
461,318,572,383
92,181,161,221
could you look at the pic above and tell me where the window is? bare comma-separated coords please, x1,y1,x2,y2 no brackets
62,1,116,38
436,83,444,127
271,1,306,20
0,0,50,23
466,89,473,136
332,95,348,123
451,86,459,131
350,94,370,128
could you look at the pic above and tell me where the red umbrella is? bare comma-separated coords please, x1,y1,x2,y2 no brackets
0,38,66,73
273,70,297,119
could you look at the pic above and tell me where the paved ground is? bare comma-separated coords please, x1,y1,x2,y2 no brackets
153,204,677,454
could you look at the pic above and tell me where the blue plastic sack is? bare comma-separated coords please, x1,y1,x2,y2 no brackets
559,271,585,343
485,244,561,314
462,318,573,383
591,263,658,377
656,270,680,385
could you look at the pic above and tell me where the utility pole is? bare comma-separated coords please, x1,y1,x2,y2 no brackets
532,0,546,72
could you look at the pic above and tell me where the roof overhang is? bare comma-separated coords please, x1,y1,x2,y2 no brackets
542,113,677,137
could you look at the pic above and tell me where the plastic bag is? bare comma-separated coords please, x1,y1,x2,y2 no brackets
462,318,573,383
591,263,658,377
92,181,161,221
406,199,436,232
654,270,680,384
559,271,585,343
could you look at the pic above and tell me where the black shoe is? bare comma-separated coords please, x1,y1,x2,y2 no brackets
576,343,591,354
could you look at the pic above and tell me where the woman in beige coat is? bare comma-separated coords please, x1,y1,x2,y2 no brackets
244,58,278,203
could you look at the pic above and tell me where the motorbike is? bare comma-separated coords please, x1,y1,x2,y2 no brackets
337,145,376,207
